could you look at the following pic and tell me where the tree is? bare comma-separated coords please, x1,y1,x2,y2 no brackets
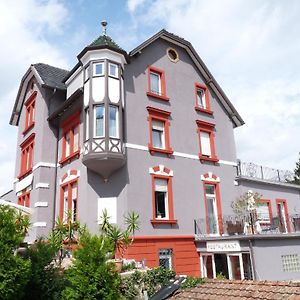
292,152,300,184
61,231,122,300
0,205,31,299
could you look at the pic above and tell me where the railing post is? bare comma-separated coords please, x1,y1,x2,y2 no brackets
260,165,264,180
237,159,241,176
277,169,281,182
194,219,197,235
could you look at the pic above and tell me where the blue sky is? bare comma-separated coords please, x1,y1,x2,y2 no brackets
0,0,300,195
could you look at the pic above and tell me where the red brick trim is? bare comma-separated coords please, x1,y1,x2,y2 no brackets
202,180,223,235
196,120,218,163
147,106,173,156
151,173,175,224
18,133,35,179
59,112,80,166
194,83,213,114
23,91,37,135
18,191,30,208
276,199,291,233
147,65,170,101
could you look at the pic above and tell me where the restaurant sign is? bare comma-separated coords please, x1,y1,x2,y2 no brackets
206,240,241,252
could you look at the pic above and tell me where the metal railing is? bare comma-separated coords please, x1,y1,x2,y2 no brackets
237,161,294,183
194,214,300,238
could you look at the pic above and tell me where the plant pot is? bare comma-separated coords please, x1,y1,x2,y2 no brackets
114,259,123,273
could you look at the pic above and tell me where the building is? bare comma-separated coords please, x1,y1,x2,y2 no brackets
3,24,300,280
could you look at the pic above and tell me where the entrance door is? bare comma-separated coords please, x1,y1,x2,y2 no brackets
214,254,229,279
205,185,219,235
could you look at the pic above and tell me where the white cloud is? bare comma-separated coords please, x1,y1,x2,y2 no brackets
127,0,300,171
127,0,146,13
0,0,70,195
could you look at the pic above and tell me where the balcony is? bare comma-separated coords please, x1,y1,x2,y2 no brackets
194,215,300,240
237,161,294,184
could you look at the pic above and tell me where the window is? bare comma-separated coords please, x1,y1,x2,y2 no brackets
147,66,169,101
196,120,218,162
60,112,80,165
19,133,35,178
23,91,37,134
256,200,272,224
94,105,105,137
150,166,176,225
276,199,290,233
147,107,173,155
282,254,300,272
109,105,119,138
159,249,173,270
195,83,212,114
93,62,104,76
109,63,118,78
167,48,179,63
18,191,30,208
85,109,89,140
60,179,78,223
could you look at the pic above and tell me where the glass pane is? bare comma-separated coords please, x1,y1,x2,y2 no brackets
109,63,118,77
94,63,103,75
85,109,89,140
65,132,70,157
256,203,270,222
205,184,215,195
95,106,104,136
152,129,163,148
207,196,218,234
155,191,166,218
150,72,160,94
242,253,253,280
64,186,68,221
109,106,118,138
73,126,79,152
230,256,241,280
204,256,214,278
197,89,206,108
159,249,172,270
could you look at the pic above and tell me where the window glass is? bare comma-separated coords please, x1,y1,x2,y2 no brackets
109,63,118,77
159,249,173,270
95,105,105,137
200,131,211,156
155,178,168,219
72,182,77,222
85,109,89,140
150,72,161,95
65,131,71,157
197,88,206,108
109,106,118,138
94,63,104,76
63,186,68,222
256,203,270,222
73,126,79,152
152,120,164,149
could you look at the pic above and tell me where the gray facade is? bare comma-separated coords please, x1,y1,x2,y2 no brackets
5,29,300,278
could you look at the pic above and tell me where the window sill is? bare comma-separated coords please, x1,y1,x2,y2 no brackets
146,91,170,102
59,150,80,166
195,107,213,115
148,145,173,156
199,155,219,163
18,169,32,180
22,122,35,135
151,219,177,225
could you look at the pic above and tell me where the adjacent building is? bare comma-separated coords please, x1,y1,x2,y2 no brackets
3,25,300,280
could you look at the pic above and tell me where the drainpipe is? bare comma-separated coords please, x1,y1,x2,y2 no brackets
249,239,257,280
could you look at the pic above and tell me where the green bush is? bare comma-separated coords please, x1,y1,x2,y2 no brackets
61,231,122,300
180,276,205,289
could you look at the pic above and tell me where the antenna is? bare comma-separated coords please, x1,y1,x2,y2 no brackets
101,20,108,36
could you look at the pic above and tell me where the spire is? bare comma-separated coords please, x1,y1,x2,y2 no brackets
101,20,107,36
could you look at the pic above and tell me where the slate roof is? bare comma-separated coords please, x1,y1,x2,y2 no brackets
33,63,69,90
170,279,300,300
89,34,124,51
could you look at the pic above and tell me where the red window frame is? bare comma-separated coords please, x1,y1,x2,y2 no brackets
59,112,80,165
147,106,173,156
194,83,213,115
19,133,35,179
150,169,176,226
276,199,291,233
196,120,218,163
202,180,223,235
256,199,273,224
59,175,78,222
23,91,37,135
146,65,170,101
18,191,30,208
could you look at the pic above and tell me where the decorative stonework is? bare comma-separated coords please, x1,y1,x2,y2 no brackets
201,172,220,182
149,165,174,177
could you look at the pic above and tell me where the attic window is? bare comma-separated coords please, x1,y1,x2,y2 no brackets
167,48,179,63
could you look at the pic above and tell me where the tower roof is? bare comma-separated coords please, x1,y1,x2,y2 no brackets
89,34,125,52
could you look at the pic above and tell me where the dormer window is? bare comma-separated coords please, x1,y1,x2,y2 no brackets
109,63,118,78
93,62,104,76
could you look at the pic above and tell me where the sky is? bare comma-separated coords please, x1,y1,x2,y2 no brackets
0,0,299,195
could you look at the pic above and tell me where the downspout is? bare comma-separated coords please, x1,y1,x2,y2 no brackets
249,239,257,280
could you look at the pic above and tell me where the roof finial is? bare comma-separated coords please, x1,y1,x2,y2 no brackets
101,20,108,36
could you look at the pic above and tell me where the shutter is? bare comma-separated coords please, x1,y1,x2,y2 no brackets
200,132,211,156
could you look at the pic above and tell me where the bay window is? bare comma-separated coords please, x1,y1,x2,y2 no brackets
94,105,105,137
93,62,104,76
109,63,118,78
109,105,119,138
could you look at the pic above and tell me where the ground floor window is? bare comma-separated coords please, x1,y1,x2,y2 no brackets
200,252,252,280
159,249,173,270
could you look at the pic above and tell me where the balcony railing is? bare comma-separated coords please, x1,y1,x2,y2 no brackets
237,161,294,183
194,215,300,239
